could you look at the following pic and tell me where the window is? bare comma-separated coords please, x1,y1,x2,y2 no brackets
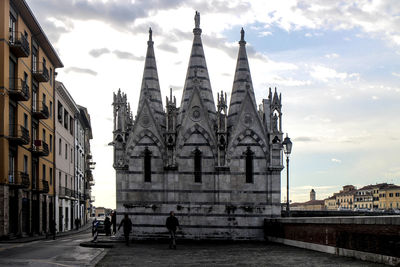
23,113,28,129
50,68,53,86
50,168,53,185
32,83,38,111
144,147,151,182
64,110,69,129
42,93,46,105
65,174,67,188
65,144,68,159
71,148,73,163
194,148,202,183
49,134,53,152
42,129,46,142
245,146,254,183
69,116,73,135
49,101,53,118
59,171,61,190
389,193,393,197
57,101,63,123
23,155,28,173
396,193,400,197
59,138,62,155
42,164,46,181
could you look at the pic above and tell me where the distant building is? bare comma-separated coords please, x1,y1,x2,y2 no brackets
324,195,337,210
335,185,357,210
290,189,325,211
378,184,400,210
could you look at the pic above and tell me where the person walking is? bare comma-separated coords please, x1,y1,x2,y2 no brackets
92,219,99,243
105,216,111,236
111,211,117,235
49,219,56,240
166,211,180,249
118,214,133,246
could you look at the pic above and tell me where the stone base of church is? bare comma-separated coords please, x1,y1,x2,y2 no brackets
116,203,280,240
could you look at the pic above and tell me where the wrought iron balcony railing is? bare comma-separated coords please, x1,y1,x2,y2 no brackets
32,139,49,157
41,180,49,193
9,31,30,57
8,78,30,101
8,124,30,145
32,62,49,83
8,172,30,188
32,102,49,120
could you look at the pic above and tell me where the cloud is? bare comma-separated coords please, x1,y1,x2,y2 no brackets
112,50,145,61
392,72,400,77
258,31,272,37
324,53,339,59
331,158,341,163
310,65,359,82
64,67,97,76
294,136,318,142
157,43,178,53
89,48,110,57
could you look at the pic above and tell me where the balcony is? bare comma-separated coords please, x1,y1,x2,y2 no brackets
32,102,49,120
8,78,30,101
31,140,49,157
41,180,49,193
8,124,30,145
8,172,30,188
32,62,49,83
9,31,30,57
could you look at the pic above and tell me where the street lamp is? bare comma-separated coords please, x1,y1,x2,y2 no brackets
282,134,292,216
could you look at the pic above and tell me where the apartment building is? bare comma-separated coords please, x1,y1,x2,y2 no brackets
0,0,62,238
55,81,79,232
77,105,94,224
378,184,400,210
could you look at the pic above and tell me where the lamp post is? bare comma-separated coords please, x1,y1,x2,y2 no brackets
282,134,292,216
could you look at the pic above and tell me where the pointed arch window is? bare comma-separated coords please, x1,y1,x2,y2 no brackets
144,147,152,182
194,148,202,183
245,146,254,183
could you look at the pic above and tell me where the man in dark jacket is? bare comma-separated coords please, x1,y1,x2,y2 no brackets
118,214,133,246
166,211,180,249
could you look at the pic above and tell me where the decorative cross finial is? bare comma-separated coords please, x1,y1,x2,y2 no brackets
195,11,200,28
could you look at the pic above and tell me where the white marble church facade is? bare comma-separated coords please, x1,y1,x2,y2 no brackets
111,12,285,240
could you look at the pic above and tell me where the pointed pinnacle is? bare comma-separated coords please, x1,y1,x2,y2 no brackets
239,27,246,45
149,27,152,41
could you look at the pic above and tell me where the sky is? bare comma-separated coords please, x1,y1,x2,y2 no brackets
26,0,400,209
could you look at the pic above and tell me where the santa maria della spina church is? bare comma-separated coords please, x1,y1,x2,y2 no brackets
111,12,286,240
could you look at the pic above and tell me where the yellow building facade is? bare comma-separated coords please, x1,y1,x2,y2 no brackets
378,185,400,210
0,0,62,238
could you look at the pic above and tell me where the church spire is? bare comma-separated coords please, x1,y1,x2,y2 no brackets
178,11,216,126
227,28,257,129
137,27,165,127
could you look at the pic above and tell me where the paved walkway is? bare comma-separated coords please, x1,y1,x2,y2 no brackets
96,241,386,267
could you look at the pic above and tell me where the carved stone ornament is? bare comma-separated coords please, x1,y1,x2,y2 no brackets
140,115,151,128
190,106,202,122
243,113,253,127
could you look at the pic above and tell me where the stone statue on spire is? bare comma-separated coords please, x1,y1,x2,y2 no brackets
195,11,200,28
149,27,152,41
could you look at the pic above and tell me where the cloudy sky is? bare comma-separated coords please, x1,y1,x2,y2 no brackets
27,0,400,208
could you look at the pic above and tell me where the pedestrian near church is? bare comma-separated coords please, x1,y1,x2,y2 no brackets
105,216,111,236
111,211,117,235
118,214,133,246
166,211,180,249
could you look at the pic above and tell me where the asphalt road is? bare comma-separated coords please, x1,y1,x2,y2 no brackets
0,231,105,267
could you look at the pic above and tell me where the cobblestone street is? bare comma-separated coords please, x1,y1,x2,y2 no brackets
96,241,386,267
